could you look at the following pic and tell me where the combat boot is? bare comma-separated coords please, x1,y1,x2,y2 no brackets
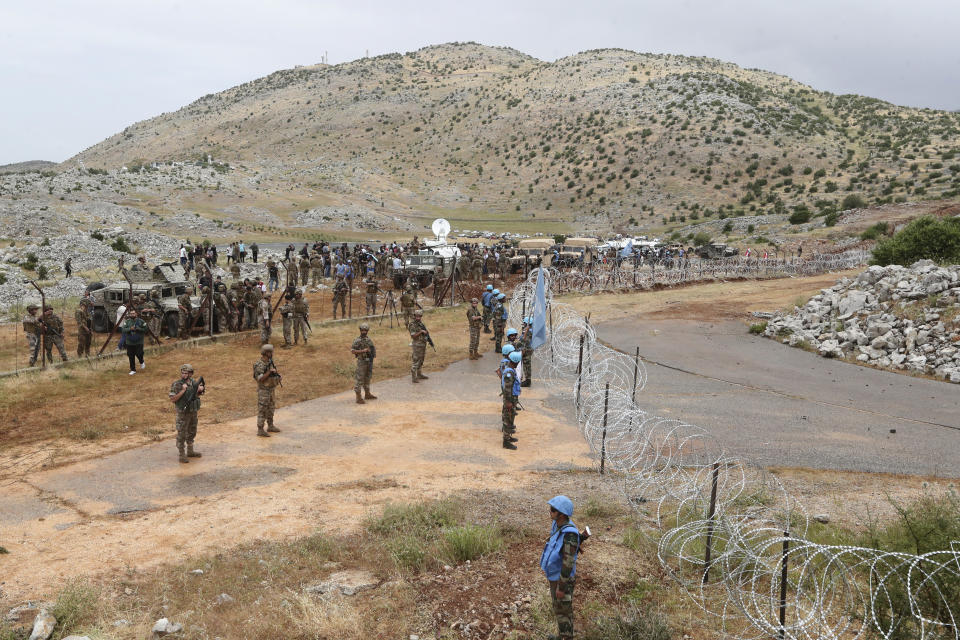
187,444,202,458
257,427,270,437
507,434,518,443
417,372,429,380
521,379,531,387
178,447,189,463
502,438,517,450
267,425,280,433
356,390,366,404
364,388,377,400
412,372,419,383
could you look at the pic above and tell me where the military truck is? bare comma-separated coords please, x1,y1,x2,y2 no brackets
89,263,201,337
507,239,554,273
554,237,598,269
393,251,457,290
696,242,738,259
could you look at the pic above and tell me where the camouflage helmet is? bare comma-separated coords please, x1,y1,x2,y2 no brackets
471,297,479,303
27,303,39,311
185,284,194,292
260,344,274,354
79,298,92,307
359,323,370,331
180,363,194,373
413,309,423,317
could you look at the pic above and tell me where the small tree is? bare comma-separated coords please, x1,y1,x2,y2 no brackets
871,216,960,266
692,232,711,247
842,194,868,210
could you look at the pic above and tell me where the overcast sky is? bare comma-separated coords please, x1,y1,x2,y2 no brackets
1,0,957,165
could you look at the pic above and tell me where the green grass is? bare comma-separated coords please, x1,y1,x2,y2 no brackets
440,524,503,563
748,321,767,334
50,580,101,639
582,603,673,640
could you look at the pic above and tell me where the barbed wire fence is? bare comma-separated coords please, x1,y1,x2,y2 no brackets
509,267,959,640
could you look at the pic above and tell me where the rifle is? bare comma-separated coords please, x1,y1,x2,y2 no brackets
267,358,283,387
179,376,206,406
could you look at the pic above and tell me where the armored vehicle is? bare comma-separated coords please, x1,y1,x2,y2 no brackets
508,239,554,273
393,251,457,290
554,237,598,269
696,243,738,259
89,263,201,337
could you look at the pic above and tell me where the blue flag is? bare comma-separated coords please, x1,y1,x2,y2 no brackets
620,238,634,259
530,267,548,349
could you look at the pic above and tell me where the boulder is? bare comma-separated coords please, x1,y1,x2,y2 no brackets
304,569,379,596
837,290,869,318
151,618,183,637
28,610,56,640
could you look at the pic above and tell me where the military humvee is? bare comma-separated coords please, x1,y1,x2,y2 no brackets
554,237,598,269
89,263,201,337
508,239,554,273
393,251,456,290
696,243,738,259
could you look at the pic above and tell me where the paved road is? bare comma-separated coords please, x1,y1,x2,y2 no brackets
597,319,960,477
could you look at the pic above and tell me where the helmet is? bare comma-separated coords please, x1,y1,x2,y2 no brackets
260,344,274,353
471,297,479,303
492,289,500,295
508,351,522,363
506,328,518,337
548,495,574,517
524,316,532,324
486,284,493,291
180,364,194,373
27,304,39,310
501,344,515,356
414,309,423,316
359,323,370,331
497,293,505,300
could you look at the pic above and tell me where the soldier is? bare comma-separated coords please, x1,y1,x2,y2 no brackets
520,316,533,387
466,297,483,360
409,308,429,383
506,327,520,352
226,284,241,332
492,292,507,353
540,495,581,640
258,292,272,345
285,258,299,288
310,253,323,285
250,242,259,263
501,351,521,449
299,254,310,286
64,256,73,278
481,284,494,333
143,290,162,338
23,303,42,366
279,294,294,347
230,260,241,281
253,344,281,437
41,307,68,363
292,290,310,344
169,364,205,463
470,252,483,282
399,286,415,327
498,250,511,277
177,285,194,338
243,281,258,330
364,277,379,316
332,277,348,319
75,298,93,357
350,323,377,404
132,255,150,272
213,277,229,332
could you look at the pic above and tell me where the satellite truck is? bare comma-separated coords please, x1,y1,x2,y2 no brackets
394,218,462,289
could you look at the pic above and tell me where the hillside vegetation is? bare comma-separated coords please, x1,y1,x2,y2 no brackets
64,42,960,235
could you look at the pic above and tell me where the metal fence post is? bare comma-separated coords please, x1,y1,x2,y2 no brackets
575,333,585,410
600,382,610,474
779,531,790,640
702,461,721,584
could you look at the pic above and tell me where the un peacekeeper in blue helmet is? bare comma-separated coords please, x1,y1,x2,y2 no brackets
540,495,581,640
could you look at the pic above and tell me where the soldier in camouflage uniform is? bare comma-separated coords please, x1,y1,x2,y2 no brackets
279,294,294,347
540,495,581,640
285,258,299,288
299,255,310,286
408,308,429,383
292,290,310,344
169,363,204,463
258,292,272,345
400,287,415,327
75,298,93,357
23,303,42,366
350,323,377,403
177,285,194,338
364,277,379,316
41,307,68,362
520,317,533,387
213,277,229,332
466,297,483,359
498,250,511,277
310,253,323,285
253,344,281,436
226,284,241,332
332,277,348,319
242,281,257,330
470,252,483,282
500,351,521,449
230,262,241,280
492,293,507,354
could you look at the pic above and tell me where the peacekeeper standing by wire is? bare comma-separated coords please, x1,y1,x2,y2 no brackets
351,323,377,404
409,308,430,383
540,495,582,640
466,297,483,360
492,292,507,354
75,298,93,358
364,277,379,316
520,316,533,387
41,306,68,363
332,276,348,319
279,293,294,347
293,290,310,344
253,344,281,437
481,284,494,333
500,350,521,449
258,292,272,345
23,303,42,367
177,285,194,339
169,364,205,463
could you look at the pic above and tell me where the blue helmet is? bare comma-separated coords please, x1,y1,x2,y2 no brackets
486,284,493,291
548,495,574,517
524,316,533,324
497,293,506,300
506,327,518,337
508,351,522,363
492,289,500,295
501,344,515,355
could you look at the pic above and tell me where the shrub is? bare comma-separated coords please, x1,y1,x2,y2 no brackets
441,525,502,563
859,222,889,241
842,194,868,210
721,221,733,234
749,322,767,334
788,205,812,225
692,232,711,247
366,500,459,536
110,236,134,253
871,216,960,266
51,580,100,636
824,212,839,227
90,231,104,240
553,234,567,244
583,604,672,640
36,265,48,280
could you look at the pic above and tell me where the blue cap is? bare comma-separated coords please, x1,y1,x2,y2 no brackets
548,495,574,516
509,351,522,363
492,289,500,295
506,327,518,336
497,293,505,300
501,344,515,355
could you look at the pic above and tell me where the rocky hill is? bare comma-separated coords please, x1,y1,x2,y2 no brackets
61,42,960,234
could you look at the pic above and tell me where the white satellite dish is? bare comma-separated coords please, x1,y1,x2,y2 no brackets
432,218,451,240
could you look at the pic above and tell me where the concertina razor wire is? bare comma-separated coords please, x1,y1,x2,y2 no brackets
508,266,959,640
